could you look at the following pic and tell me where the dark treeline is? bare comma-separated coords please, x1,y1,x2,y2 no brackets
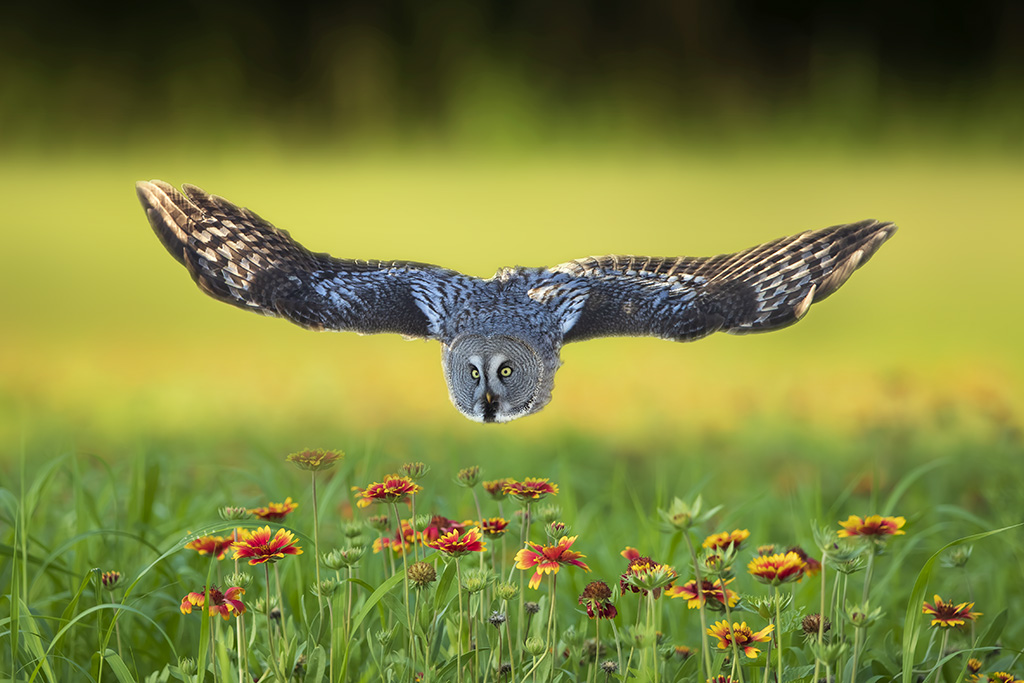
3,0,1022,148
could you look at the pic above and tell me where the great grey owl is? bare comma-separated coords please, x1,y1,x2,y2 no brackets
137,180,896,423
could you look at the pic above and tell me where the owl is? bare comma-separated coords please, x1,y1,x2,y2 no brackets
137,180,896,423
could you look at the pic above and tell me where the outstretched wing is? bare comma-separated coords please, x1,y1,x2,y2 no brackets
137,180,475,338
541,220,896,343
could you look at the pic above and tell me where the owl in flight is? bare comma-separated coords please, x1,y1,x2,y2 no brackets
137,180,895,423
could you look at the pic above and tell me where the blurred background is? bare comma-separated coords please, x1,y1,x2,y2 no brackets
2,0,1022,473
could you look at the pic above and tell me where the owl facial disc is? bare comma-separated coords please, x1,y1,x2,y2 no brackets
442,334,549,423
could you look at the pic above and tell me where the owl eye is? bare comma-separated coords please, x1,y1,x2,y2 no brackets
470,367,481,380
499,365,513,378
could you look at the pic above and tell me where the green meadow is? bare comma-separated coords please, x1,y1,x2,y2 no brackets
2,147,1023,682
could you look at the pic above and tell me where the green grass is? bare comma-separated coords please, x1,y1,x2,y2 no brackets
2,427,1023,682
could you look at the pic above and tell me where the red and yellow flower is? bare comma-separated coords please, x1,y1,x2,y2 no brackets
707,620,774,659
180,585,246,620
231,526,303,565
666,577,739,610
747,551,807,585
703,529,750,551
353,475,422,508
515,535,589,589
185,531,240,560
248,498,298,522
503,478,559,502
429,527,486,556
479,517,510,538
922,595,982,628
987,673,1024,683
838,514,906,538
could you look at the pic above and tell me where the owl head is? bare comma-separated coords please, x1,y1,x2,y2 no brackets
441,334,555,423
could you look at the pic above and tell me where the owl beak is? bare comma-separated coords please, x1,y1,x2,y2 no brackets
482,391,498,423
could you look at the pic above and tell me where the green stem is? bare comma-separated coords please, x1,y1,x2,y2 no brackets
311,472,324,630
264,564,283,681
456,558,465,683
683,531,714,682
814,550,828,683
774,586,783,683
392,502,416,678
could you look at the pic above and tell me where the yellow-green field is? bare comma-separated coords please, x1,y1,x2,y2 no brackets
2,148,1021,456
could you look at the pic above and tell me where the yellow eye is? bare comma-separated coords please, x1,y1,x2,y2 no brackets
499,365,513,378
470,367,480,380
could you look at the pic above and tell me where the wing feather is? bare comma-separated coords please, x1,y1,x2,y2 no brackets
550,220,896,343
137,180,475,338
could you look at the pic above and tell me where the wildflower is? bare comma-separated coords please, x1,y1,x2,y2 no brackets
801,613,831,637
922,595,982,628
600,660,619,674
456,466,481,487
482,478,512,500
178,657,198,675
546,521,569,539
516,535,589,589
838,514,906,539
488,611,507,627
941,546,973,569
480,517,510,538
578,581,618,619
747,551,807,585
987,674,1024,683
353,475,422,508
495,581,520,600
366,514,390,532
620,546,641,561
322,546,365,569
503,478,559,502
967,658,982,677
844,601,883,628
621,559,677,598
461,568,493,593
310,578,340,597
419,515,467,546
537,504,562,524
673,645,695,660
249,497,298,522
400,461,430,480
707,620,774,659
219,506,250,521
657,495,721,531
757,544,777,556
429,526,486,556
100,570,123,590
180,585,246,620
407,561,437,589
524,601,541,615
232,526,303,565
708,677,739,683
224,572,253,589
787,545,822,576
524,636,547,657
703,529,750,551
185,532,239,560
666,578,739,610
286,449,344,472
